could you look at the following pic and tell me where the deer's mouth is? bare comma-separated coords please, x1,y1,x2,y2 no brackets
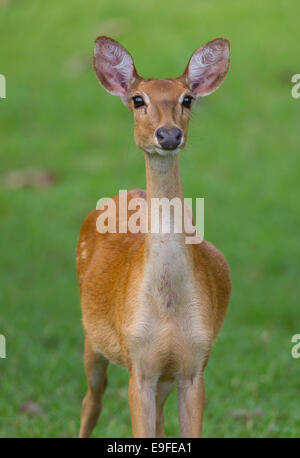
153,146,181,156
143,143,182,156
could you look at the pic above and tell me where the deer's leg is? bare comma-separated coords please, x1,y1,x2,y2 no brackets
178,373,205,438
128,370,158,438
79,338,108,438
155,380,174,437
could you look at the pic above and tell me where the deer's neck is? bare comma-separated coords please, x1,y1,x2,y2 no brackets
143,153,192,311
144,152,189,249
145,153,183,202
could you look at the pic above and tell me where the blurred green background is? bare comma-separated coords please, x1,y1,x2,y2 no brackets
0,0,299,438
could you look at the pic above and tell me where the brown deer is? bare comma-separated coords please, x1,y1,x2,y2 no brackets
77,36,231,438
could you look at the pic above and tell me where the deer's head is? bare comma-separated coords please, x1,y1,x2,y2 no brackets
94,36,230,155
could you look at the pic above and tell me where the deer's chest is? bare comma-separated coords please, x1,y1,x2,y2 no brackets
144,240,191,310
127,240,212,378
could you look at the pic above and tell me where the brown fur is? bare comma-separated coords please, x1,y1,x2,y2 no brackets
78,36,231,438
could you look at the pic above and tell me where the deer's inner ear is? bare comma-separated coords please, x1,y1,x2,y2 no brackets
94,36,138,96
184,38,230,97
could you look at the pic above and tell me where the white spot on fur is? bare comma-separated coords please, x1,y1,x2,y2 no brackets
178,93,185,104
141,91,150,105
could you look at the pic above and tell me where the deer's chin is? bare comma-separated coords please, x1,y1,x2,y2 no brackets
142,144,182,156
154,146,181,156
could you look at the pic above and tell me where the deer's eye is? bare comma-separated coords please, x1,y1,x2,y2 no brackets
182,95,193,109
132,96,145,108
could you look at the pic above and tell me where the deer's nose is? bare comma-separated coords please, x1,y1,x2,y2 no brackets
156,126,183,150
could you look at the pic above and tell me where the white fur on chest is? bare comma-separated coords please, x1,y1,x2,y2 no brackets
144,237,191,312
127,237,213,379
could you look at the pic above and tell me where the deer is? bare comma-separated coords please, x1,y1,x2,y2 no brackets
77,35,231,438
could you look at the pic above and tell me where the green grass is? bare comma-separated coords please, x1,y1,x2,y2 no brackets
0,0,300,438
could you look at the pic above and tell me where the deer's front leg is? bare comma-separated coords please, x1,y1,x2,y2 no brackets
128,370,157,437
178,373,205,438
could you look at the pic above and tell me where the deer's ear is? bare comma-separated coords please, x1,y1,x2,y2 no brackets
93,36,138,96
183,38,230,97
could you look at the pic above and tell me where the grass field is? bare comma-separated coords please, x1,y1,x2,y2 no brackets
0,0,300,438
